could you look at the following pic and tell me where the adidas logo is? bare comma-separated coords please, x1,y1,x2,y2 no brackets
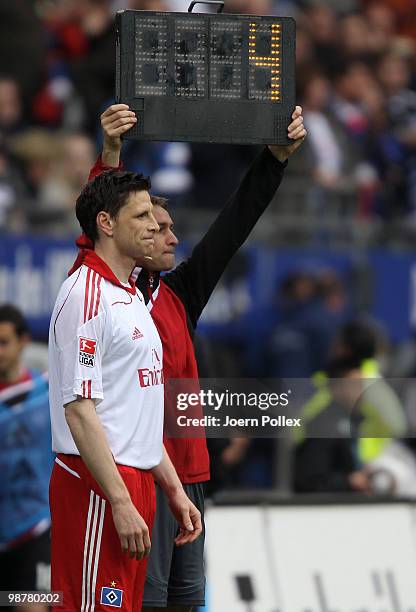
132,327,144,340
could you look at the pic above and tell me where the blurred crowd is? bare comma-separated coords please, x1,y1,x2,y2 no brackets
0,0,415,238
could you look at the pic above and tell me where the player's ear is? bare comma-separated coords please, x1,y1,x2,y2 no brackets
97,211,114,238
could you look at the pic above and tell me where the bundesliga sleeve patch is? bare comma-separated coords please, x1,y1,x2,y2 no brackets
79,337,97,368
100,587,123,608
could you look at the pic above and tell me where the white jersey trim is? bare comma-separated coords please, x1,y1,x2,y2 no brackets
81,492,106,612
55,457,81,479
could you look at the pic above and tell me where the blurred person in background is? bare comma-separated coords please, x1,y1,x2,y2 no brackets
0,1,47,119
294,357,372,494
364,2,399,56
330,60,377,141
377,50,416,219
36,132,95,235
297,319,407,476
0,77,25,137
334,319,407,463
0,304,51,611
339,12,377,61
69,0,118,132
37,0,116,131
301,4,343,78
9,129,95,235
267,269,348,379
300,71,360,191
295,26,317,79
0,141,31,234
364,0,416,42
8,129,63,232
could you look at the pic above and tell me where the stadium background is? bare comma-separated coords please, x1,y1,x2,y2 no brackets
1,0,416,609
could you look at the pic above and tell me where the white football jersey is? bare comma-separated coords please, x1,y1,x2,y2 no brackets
48,260,164,470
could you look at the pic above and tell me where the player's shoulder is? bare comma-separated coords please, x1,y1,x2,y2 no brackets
55,266,108,322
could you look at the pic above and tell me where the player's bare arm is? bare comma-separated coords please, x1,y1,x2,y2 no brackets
101,104,136,167
268,105,307,163
64,397,151,561
151,447,203,546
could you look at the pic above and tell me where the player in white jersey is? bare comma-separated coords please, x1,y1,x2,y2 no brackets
48,170,202,612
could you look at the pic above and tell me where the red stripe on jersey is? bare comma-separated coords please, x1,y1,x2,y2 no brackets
82,381,85,397
88,271,97,321
88,380,91,399
94,276,102,318
84,268,92,323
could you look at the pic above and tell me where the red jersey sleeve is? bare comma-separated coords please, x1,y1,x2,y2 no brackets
88,155,124,182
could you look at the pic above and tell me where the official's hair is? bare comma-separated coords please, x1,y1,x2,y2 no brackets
151,195,169,209
76,170,151,242
0,304,29,337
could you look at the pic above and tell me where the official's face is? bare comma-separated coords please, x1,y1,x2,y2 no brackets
112,191,159,260
139,205,179,272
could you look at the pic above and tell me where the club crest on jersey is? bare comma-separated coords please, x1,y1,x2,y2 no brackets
79,337,97,368
100,586,123,608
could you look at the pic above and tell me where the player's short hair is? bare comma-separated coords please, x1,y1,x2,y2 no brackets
0,304,29,337
76,170,151,242
151,195,169,209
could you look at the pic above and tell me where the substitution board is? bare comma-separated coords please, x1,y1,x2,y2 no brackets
115,9,296,144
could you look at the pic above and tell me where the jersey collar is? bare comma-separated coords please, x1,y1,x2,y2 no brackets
69,234,136,295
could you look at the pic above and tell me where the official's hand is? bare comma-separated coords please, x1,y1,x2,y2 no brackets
101,104,137,152
268,105,307,163
111,499,151,561
167,490,203,546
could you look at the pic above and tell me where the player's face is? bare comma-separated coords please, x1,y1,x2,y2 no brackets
0,323,27,380
112,190,159,260
139,205,179,272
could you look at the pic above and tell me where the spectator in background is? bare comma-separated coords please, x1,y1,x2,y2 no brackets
293,357,372,494
0,142,30,234
9,129,94,235
267,269,347,378
377,50,416,218
0,305,51,610
339,12,376,61
302,4,343,78
364,2,398,56
69,0,117,132
330,60,376,141
0,77,25,137
301,71,358,191
0,1,47,118
364,0,416,42
36,132,95,235
7,129,63,231
35,0,116,131
298,318,407,474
